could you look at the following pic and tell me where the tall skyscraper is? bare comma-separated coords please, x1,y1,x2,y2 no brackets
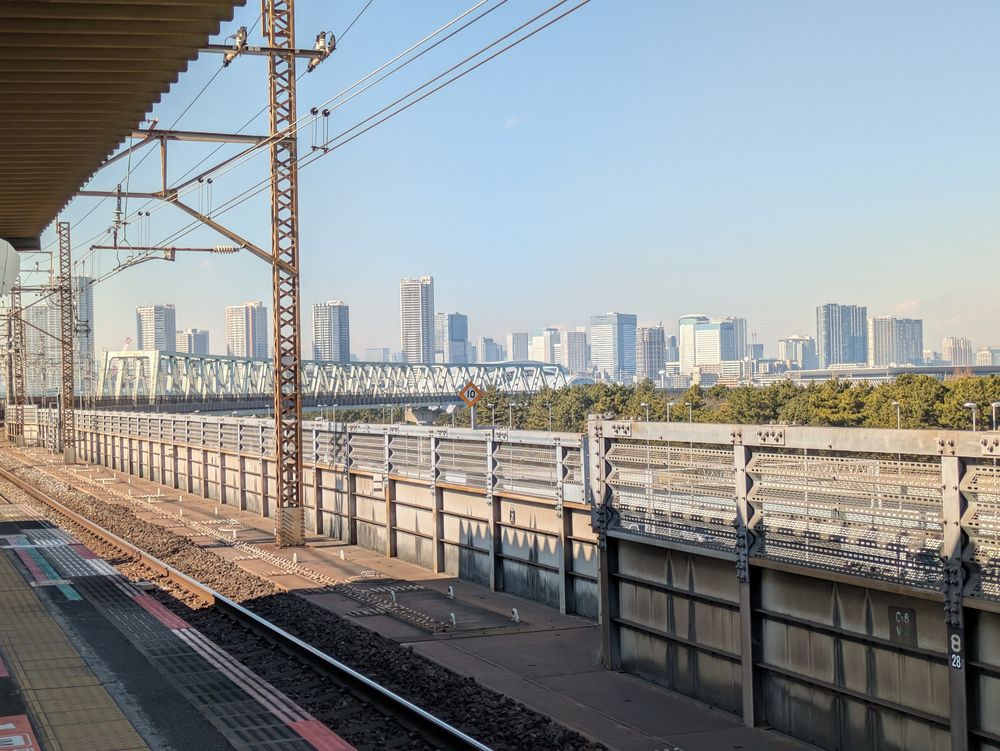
225,301,269,359
664,334,679,363
590,313,638,382
25,301,59,396
311,300,350,362
176,328,210,355
778,335,818,369
434,312,468,363
816,303,867,368
400,276,434,363
72,276,96,394
561,328,589,374
529,327,561,364
679,315,747,374
943,336,973,367
636,324,666,381
135,304,176,352
477,336,503,363
506,332,529,361
976,347,1000,366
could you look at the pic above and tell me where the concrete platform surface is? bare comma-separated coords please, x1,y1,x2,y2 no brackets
0,491,352,751
17,449,818,751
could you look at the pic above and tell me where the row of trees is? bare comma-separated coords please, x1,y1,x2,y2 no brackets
327,375,1000,434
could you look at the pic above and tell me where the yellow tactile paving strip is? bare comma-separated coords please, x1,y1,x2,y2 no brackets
0,546,148,750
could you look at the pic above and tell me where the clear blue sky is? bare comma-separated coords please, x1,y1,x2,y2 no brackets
46,0,1000,357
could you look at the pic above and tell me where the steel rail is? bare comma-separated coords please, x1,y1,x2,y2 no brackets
0,464,492,751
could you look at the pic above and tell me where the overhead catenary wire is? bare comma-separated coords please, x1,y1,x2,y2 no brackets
29,0,590,321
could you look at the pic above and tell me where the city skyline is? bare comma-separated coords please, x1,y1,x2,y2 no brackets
39,2,1000,364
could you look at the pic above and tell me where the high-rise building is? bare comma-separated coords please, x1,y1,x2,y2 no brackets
590,313,638,382
176,328,210,355
24,301,59,396
400,276,434,363
943,336,973,367
866,316,923,368
636,324,666,381
311,300,350,362
225,301,269,359
434,312,468,363
816,303,867,368
477,337,503,363
135,304,176,352
528,327,560,363
976,347,1000,366
561,328,589,374
749,342,765,361
364,347,390,362
506,332,529,361
778,335,818,369
72,276,96,394
679,314,747,374
664,334,679,363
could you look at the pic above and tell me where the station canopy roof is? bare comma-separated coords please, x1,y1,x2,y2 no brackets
0,1,245,250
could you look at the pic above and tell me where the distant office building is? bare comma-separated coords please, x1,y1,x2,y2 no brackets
923,349,945,365
225,301,268,359
506,332,529,361
976,347,1000,366
364,347,390,362
561,328,589,375
664,334,679,363
679,314,747,374
590,312,637,382
434,312,468,363
24,301,59,396
136,304,176,352
477,337,503,363
866,316,923,367
750,342,764,361
176,328,210,355
943,336,973,367
391,351,406,363
312,300,350,362
816,303,867,367
636,324,666,381
400,276,434,363
73,276,96,394
778,335,818,369
529,327,560,364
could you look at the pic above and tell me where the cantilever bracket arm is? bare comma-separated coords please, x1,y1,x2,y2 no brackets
201,43,322,59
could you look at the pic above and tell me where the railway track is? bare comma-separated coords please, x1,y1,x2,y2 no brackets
0,463,491,751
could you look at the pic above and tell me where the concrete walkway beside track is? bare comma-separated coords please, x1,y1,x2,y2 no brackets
14,446,815,751
0,485,355,751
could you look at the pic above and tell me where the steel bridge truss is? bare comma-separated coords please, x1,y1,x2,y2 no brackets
97,351,568,403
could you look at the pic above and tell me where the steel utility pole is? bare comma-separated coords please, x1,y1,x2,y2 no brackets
56,222,75,463
9,281,25,446
267,0,304,547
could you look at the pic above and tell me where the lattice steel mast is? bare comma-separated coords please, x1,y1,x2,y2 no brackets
57,221,75,463
267,0,304,547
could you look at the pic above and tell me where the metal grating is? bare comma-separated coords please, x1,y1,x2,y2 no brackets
495,443,557,497
438,438,487,488
348,434,384,472
961,463,1000,601
389,435,432,480
749,453,943,587
607,442,737,552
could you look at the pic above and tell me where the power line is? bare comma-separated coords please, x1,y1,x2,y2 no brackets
339,0,375,43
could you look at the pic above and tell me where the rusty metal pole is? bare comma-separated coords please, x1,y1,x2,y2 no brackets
9,281,25,446
266,0,304,546
57,221,75,463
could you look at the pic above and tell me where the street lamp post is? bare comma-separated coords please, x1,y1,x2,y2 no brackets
508,403,514,429
640,401,650,421
666,400,675,423
964,402,978,431
891,400,901,430
992,401,1000,431
487,402,495,427
546,402,552,432
685,401,693,423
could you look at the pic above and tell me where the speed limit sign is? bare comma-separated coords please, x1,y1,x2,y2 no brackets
458,381,483,408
